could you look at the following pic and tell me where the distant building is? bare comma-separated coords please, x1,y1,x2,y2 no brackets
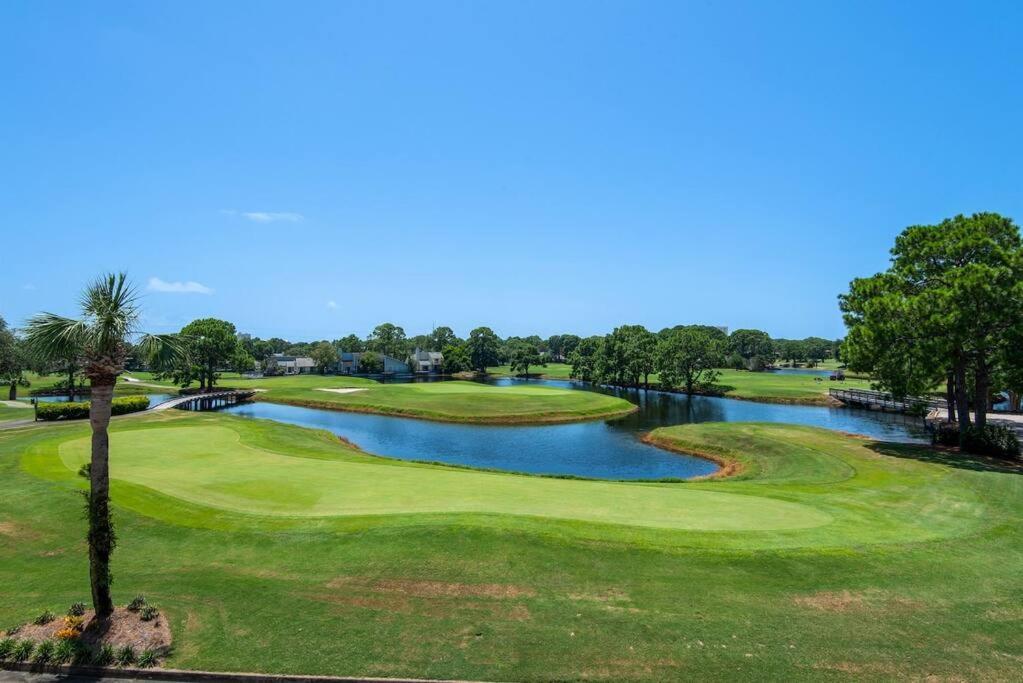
337,352,409,375
408,348,444,373
266,353,315,375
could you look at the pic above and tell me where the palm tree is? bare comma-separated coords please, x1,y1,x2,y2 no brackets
24,274,182,618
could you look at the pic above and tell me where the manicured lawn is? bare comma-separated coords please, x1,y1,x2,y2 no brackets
0,403,33,424
248,377,633,424
486,363,574,379
710,369,873,404
2,415,1020,679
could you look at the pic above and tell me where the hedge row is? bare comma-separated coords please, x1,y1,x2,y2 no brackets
36,396,151,421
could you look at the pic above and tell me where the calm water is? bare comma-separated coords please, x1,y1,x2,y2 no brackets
213,378,927,481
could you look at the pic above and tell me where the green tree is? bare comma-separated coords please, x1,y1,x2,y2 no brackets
358,350,383,374
334,334,364,353
23,274,182,618
310,341,338,374
569,336,602,381
728,329,773,370
230,348,256,375
0,317,31,400
508,341,546,378
656,326,724,394
367,323,407,358
841,212,1023,428
178,318,240,390
467,327,500,373
593,325,655,386
428,326,460,350
440,343,470,373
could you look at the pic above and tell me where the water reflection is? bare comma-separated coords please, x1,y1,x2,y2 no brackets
212,377,928,481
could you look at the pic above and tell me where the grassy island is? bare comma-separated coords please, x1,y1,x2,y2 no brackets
2,416,1020,679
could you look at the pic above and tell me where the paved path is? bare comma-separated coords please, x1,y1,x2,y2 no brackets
0,400,33,409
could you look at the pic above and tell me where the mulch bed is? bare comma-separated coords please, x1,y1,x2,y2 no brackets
4,606,171,656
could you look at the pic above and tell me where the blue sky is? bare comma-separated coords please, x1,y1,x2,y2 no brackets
3,1,1021,342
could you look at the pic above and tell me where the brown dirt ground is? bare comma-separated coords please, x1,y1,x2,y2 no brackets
4,607,171,657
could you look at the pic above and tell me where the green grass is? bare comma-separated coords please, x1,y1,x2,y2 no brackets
249,377,633,424
710,369,873,404
0,403,33,424
122,371,631,423
485,363,574,379
2,414,1021,680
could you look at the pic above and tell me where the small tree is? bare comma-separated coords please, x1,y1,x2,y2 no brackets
0,317,31,400
359,351,383,374
467,327,500,373
24,274,182,618
441,344,470,373
310,341,338,374
508,342,546,378
178,318,239,390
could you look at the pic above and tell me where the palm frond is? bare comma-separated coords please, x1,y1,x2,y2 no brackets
23,313,88,364
80,273,142,354
136,333,188,371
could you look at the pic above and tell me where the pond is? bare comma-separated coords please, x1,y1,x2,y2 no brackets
213,378,928,481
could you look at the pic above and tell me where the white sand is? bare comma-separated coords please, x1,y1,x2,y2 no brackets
315,388,367,394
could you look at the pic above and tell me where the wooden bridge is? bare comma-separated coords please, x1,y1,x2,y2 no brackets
829,388,943,414
150,390,257,412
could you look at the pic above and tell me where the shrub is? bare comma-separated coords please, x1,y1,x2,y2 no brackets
116,644,135,666
12,639,34,661
78,463,91,478
140,605,159,621
0,637,15,659
53,637,78,664
56,614,85,639
67,602,86,617
932,422,1021,459
92,643,115,666
136,648,157,668
127,594,147,611
33,639,55,663
37,396,150,422
962,424,1020,460
34,609,56,625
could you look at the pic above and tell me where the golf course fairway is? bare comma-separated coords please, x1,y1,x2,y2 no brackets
2,413,1021,680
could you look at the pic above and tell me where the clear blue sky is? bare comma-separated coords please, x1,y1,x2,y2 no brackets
3,1,1021,342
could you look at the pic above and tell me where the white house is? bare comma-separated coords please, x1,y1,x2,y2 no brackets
408,348,444,373
266,353,316,375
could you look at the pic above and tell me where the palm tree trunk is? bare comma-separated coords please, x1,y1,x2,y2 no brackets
88,380,116,618
68,367,76,401
8,381,15,400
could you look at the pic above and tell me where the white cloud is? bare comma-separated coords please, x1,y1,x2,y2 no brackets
147,277,214,295
326,300,338,309
221,209,304,223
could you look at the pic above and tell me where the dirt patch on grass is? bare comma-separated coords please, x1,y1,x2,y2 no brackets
310,577,535,621
6,607,171,655
794,590,924,613
0,520,40,540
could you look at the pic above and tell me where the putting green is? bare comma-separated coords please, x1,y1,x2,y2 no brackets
54,424,828,531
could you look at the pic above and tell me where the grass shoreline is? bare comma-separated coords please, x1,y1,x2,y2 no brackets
257,394,638,425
